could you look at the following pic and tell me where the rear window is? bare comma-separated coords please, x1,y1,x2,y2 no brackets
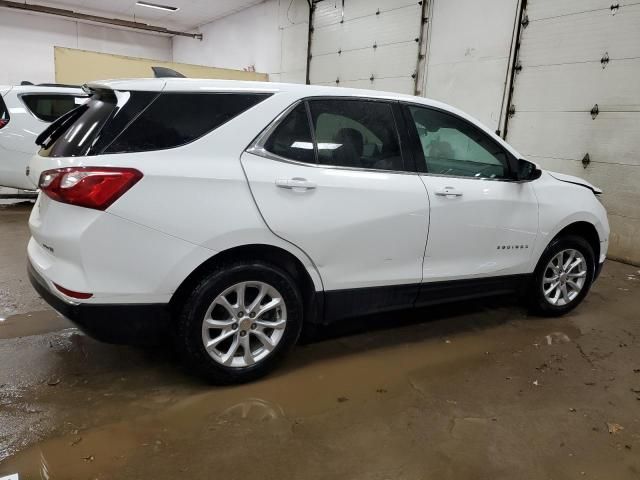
39,91,270,157
21,94,87,122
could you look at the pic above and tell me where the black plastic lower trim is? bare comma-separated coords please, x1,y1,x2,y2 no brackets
28,261,170,345
323,274,531,323
415,274,530,307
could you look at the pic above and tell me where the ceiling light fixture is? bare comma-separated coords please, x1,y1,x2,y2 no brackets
136,1,179,12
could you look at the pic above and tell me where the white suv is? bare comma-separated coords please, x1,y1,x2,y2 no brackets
0,84,86,191
26,79,609,383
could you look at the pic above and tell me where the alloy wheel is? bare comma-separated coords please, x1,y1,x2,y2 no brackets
201,281,287,368
542,249,588,306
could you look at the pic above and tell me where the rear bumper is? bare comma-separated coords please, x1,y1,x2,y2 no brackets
28,260,171,345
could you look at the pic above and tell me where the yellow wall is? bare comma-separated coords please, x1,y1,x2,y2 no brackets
54,47,268,84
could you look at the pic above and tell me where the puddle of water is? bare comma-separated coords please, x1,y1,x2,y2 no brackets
0,311,579,480
0,310,73,339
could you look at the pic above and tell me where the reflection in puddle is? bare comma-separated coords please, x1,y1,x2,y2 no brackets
220,398,285,422
0,310,73,339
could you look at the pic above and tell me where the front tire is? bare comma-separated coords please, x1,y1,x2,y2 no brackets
176,261,303,384
529,235,595,317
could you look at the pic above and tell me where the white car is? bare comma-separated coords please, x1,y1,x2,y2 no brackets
0,84,87,191
26,79,609,383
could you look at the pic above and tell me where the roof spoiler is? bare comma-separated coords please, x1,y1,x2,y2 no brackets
151,66,186,78
20,81,81,88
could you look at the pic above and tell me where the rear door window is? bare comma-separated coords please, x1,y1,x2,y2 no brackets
21,94,87,122
307,99,404,171
263,103,315,164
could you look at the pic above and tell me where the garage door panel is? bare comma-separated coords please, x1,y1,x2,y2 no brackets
427,0,518,65
313,0,417,28
310,42,418,84
311,6,420,56
511,60,640,111
519,5,640,66
508,112,640,166
527,156,640,221
425,58,510,129
526,0,619,21
508,0,640,263
328,77,415,93
309,0,422,95
343,0,418,21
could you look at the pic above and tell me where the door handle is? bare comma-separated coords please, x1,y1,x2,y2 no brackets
434,186,463,197
275,178,317,191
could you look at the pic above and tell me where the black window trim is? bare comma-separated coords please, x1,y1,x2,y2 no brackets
18,92,88,123
400,101,521,182
247,95,417,176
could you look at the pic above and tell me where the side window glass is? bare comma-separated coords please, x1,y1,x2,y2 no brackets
105,93,270,154
263,103,315,164
22,94,87,122
408,105,509,179
308,100,403,171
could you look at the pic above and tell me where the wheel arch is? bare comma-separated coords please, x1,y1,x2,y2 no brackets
549,221,601,266
169,243,324,325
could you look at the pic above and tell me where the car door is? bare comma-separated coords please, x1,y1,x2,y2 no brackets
402,103,538,283
241,98,430,319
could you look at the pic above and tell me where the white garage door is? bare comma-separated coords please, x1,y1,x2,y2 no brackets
506,0,640,264
309,0,425,94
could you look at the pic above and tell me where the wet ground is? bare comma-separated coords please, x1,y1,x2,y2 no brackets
1,202,639,479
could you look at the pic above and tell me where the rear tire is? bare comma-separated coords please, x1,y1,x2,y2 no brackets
529,235,595,317
176,260,303,384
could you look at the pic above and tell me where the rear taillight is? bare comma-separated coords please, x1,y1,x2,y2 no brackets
53,283,93,299
39,167,143,210
0,118,8,129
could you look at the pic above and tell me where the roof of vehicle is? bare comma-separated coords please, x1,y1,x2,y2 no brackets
85,78,524,161
87,78,424,101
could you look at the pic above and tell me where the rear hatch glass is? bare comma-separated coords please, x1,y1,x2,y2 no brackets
21,94,88,122
38,90,271,158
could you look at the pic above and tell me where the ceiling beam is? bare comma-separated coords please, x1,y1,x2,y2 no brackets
0,0,203,39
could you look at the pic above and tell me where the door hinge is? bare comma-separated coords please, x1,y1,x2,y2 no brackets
521,13,529,28
508,104,516,117
582,153,591,168
514,60,523,74
590,104,599,119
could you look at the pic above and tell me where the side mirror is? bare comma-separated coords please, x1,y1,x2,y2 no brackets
516,158,542,181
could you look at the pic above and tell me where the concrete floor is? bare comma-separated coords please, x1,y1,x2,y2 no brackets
1,202,639,479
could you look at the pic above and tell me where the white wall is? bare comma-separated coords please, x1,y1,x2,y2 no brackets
172,0,309,83
0,9,172,85
423,0,519,131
